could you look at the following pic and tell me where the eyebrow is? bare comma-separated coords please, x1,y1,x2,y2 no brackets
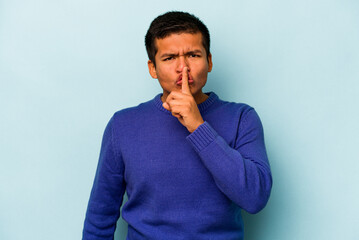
159,49,203,59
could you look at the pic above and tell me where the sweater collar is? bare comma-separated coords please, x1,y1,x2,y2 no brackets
153,92,218,115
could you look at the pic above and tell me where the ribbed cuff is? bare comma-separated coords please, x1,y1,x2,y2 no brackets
186,121,218,152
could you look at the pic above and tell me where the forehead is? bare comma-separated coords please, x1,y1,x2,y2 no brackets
154,32,204,54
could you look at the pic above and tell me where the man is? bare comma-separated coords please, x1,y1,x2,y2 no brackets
83,11,272,240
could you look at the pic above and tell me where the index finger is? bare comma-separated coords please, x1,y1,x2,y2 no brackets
181,67,191,94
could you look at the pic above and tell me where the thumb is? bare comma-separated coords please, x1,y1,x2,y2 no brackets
162,102,170,111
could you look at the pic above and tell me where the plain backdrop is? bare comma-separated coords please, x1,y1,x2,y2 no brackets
1,0,358,239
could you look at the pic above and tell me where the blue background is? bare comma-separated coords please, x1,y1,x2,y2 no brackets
1,0,358,239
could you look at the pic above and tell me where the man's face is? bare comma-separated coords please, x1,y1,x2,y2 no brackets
148,32,213,102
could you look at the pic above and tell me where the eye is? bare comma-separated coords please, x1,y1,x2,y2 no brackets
163,57,174,61
189,54,200,58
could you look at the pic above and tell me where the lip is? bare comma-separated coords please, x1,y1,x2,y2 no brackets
176,74,193,85
176,79,194,86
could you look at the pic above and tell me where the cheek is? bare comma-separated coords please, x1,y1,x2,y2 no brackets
156,65,172,79
192,62,209,78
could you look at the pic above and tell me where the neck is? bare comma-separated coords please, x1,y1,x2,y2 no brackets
193,91,209,104
161,91,208,105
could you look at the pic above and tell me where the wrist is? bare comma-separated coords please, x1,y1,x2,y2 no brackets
189,119,205,133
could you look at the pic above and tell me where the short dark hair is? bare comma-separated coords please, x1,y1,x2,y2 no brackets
145,11,210,66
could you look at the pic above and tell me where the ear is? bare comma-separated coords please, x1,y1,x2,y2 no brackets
148,60,157,79
207,53,213,72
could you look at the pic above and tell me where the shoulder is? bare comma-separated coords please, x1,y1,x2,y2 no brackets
209,92,257,122
111,96,156,123
105,94,165,135
221,101,263,131
215,95,265,139
203,93,265,145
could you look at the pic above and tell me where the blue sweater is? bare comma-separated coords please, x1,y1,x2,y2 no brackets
83,92,272,240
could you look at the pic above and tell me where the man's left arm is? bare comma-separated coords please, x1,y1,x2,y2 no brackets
164,67,272,213
186,110,272,214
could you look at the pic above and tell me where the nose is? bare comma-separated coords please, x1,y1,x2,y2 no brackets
176,55,190,73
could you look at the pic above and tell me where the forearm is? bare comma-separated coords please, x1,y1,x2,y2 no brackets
187,116,272,214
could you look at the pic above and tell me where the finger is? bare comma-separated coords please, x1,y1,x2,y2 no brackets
165,91,186,103
170,106,182,118
162,102,170,111
181,67,191,95
172,112,181,118
166,99,186,107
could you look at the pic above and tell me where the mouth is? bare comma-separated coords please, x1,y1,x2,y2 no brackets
176,75,194,86
176,79,194,86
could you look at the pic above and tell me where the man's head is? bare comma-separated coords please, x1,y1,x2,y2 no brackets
145,11,210,67
145,11,213,103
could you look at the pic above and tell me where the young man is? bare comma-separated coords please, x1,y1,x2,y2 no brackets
83,11,272,240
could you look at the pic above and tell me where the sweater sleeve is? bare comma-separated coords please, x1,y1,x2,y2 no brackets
83,116,126,239
186,109,272,214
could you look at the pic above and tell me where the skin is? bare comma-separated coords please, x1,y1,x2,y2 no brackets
148,32,213,133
